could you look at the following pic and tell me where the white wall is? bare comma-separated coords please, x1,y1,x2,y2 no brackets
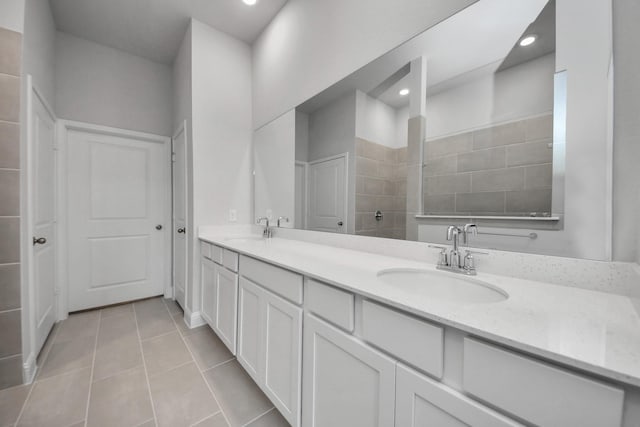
355,91,401,148
252,0,477,129
55,32,173,136
0,0,25,33
425,54,554,139
188,19,253,313
254,110,295,223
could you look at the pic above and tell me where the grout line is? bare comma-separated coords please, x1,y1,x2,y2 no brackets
91,362,145,384
200,357,236,375
81,308,101,427
133,302,160,427
162,299,233,427
12,382,36,427
189,409,222,427
146,360,194,379
140,328,180,343
241,407,276,427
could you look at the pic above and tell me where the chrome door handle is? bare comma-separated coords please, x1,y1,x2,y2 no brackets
337,221,344,227
156,225,163,230
33,237,47,245
177,228,186,234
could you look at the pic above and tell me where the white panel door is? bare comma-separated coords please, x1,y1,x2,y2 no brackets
294,161,306,229
67,129,166,311
396,364,522,427
302,313,396,427
30,88,57,355
238,277,263,381
307,156,346,233
172,123,187,309
200,258,216,326
214,266,238,355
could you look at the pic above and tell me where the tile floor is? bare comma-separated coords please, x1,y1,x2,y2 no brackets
0,297,289,427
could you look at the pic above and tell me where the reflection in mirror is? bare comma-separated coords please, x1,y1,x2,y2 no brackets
288,0,558,241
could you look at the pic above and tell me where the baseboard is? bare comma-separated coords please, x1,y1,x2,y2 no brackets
183,308,206,329
23,352,37,384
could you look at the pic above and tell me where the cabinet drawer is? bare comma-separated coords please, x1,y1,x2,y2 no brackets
305,279,354,332
463,338,624,427
362,300,443,378
211,244,223,264
222,248,238,271
200,241,211,260
240,255,303,304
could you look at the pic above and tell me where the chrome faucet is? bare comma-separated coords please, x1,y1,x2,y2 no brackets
256,217,272,238
277,216,289,227
431,224,482,275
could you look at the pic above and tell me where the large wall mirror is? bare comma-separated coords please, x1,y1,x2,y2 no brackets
254,0,613,259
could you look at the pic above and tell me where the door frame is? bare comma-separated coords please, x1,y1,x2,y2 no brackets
171,120,188,305
306,152,349,232
21,75,57,383
56,120,172,318
294,160,308,229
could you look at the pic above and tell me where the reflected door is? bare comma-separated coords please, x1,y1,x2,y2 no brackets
172,123,187,309
307,155,346,233
66,128,167,311
31,88,57,355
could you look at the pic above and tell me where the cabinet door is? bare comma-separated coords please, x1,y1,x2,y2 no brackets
215,266,238,354
264,291,302,426
302,313,396,427
200,258,216,327
238,277,264,382
396,364,522,427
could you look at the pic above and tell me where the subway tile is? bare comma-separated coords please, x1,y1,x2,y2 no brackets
0,384,30,426
0,310,21,358
0,121,20,169
473,121,525,150
396,180,407,195
457,147,505,172
393,196,406,212
506,140,553,167
525,163,553,189
384,147,397,163
183,327,233,371
359,212,378,230
354,138,365,156
506,189,552,214
18,368,90,427
375,196,395,212
355,194,376,213
0,354,22,390
0,169,20,216
407,117,425,165
423,155,456,177
423,194,455,214
142,331,192,377
456,192,505,213
363,140,385,161
424,133,472,160
149,362,218,427
87,366,153,427
203,360,273,427
355,175,365,194
0,74,20,122
526,114,553,141
355,156,377,177
424,173,470,195
394,164,407,180
0,28,21,77
362,177,384,195
354,213,363,231
382,180,395,196
0,263,20,311
0,217,20,264
378,162,394,180
397,147,407,162
471,168,525,193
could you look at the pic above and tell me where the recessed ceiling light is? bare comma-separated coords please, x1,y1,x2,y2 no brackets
243,0,257,5
519,35,537,47
399,88,410,96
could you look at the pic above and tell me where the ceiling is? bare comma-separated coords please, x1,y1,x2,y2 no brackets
50,0,288,64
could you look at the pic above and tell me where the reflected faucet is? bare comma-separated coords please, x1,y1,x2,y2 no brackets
256,217,272,238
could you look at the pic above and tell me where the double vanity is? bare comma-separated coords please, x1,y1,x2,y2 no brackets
197,228,640,427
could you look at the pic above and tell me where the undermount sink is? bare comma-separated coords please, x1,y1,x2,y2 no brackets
377,268,508,304
224,236,264,243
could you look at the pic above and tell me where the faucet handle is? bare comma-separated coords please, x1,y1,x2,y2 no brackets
429,245,448,267
277,216,289,227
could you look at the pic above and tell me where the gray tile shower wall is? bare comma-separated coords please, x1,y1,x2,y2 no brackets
0,26,22,390
423,114,553,216
355,138,407,240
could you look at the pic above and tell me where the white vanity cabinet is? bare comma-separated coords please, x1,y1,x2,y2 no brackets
200,242,238,354
302,313,396,427
237,260,303,427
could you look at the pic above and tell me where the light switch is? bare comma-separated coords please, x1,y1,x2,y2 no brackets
229,209,237,222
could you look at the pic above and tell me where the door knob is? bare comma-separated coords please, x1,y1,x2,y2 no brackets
33,237,46,245
156,225,163,230
177,227,186,234
337,221,344,227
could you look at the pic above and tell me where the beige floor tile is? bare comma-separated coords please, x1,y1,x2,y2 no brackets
38,335,95,379
68,422,85,427
36,322,58,367
172,312,206,337
87,366,153,427
142,331,192,377
148,362,218,427
135,420,156,427
194,412,228,427
18,368,90,427
0,384,31,427
246,409,289,427
100,302,134,319
163,298,182,315
184,327,234,371
97,310,137,348
203,360,273,427
135,302,176,340
54,311,100,344
93,333,143,381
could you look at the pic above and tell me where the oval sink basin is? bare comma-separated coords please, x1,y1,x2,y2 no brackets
377,268,508,304
224,236,264,243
